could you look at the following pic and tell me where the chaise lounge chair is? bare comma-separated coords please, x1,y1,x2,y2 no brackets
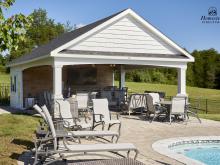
34,104,138,164
56,99,92,131
34,104,120,143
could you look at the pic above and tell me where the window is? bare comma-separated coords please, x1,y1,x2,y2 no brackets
11,75,16,92
14,76,16,92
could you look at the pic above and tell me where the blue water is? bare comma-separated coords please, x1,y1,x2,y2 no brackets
172,143,220,165
185,147,220,165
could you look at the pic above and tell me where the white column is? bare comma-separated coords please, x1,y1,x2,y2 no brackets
11,69,23,109
177,67,187,96
18,69,23,109
53,65,63,100
120,65,125,89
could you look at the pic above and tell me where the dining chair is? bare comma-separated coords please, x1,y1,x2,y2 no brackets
148,93,161,105
92,98,121,135
169,97,187,124
76,93,90,114
145,94,167,123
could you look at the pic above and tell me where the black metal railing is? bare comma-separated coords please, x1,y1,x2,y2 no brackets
165,96,220,114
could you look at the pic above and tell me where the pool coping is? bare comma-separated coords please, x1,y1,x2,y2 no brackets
152,136,220,165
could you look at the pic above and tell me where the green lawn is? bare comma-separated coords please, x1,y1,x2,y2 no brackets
119,81,220,100
0,73,10,84
199,114,220,122
0,114,40,165
115,81,220,119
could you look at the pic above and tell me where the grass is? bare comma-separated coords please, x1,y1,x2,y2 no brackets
0,73,10,84
0,114,40,165
198,114,220,122
119,81,220,100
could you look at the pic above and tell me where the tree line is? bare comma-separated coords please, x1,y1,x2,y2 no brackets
120,49,220,89
0,7,219,89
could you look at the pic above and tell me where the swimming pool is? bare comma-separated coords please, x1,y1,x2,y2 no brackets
152,136,220,165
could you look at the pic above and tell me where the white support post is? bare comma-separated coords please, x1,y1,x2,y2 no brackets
18,69,23,109
177,67,187,96
53,65,63,100
120,65,125,89
10,69,24,109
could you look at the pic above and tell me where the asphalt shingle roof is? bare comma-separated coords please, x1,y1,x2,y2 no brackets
9,9,126,66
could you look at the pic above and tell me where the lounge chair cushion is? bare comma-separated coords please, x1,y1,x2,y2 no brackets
105,119,121,125
69,130,119,137
61,143,136,152
79,123,92,129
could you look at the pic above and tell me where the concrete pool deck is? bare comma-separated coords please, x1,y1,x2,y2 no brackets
17,114,220,165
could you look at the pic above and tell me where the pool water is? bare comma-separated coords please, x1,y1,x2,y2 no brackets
172,143,220,165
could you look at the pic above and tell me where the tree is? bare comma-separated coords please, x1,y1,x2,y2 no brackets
0,0,32,53
214,55,220,89
189,49,219,89
9,8,70,61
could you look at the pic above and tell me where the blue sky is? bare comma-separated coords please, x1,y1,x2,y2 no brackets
5,0,220,53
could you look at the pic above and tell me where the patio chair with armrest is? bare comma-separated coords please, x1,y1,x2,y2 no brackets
56,99,92,131
76,93,91,114
145,94,168,123
148,93,161,105
175,96,201,123
187,105,201,123
92,99,121,135
169,97,187,124
34,105,138,164
121,94,147,116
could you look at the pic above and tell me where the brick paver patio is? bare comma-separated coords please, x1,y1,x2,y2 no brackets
18,115,220,165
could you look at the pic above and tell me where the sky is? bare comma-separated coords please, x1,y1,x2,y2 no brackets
4,0,220,53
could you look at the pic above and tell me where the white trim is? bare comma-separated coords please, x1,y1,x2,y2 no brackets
7,54,50,67
53,56,188,69
54,53,192,62
51,9,194,62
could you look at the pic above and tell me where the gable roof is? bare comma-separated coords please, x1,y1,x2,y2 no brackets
8,8,194,67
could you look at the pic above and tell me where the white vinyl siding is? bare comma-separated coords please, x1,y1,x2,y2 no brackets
68,16,180,55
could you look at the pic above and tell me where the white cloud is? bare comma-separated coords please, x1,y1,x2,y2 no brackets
75,23,85,29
